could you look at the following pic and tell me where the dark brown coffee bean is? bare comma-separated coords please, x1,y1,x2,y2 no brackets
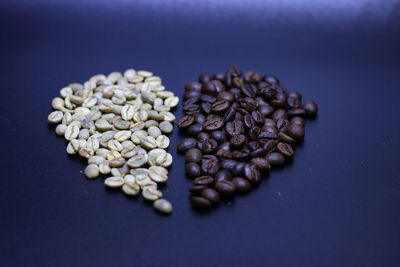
215,180,236,197
216,149,232,159
185,81,202,91
228,65,242,77
287,124,305,141
203,116,224,132
185,162,202,178
177,115,194,129
287,96,301,108
234,112,244,121
211,100,230,114
250,148,266,158
201,188,220,204
199,139,218,154
290,116,304,126
248,126,261,141
202,81,217,95
183,103,200,115
250,157,271,173
214,170,232,182
276,119,290,133
200,94,216,103
278,132,295,144
185,148,202,163
229,87,241,98
244,114,255,129
244,71,260,83
262,74,280,85
232,77,244,88
270,93,286,108
211,80,225,93
264,118,276,127
244,163,261,185
271,109,287,121
189,185,207,195
276,142,294,158
191,196,212,209
213,72,225,81
242,84,257,97
258,131,278,141
266,152,286,167
199,73,212,83
217,91,234,103
219,142,231,151
201,102,211,114
197,132,209,142
201,156,219,175
240,97,258,111
193,176,214,185
230,134,247,148
225,120,244,136
302,100,318,116
251,110,265,125
187,123,203,136
259,104,275,117
287,108,306,117
183,91,201,100
232,177,251,193
177,138,198,153
209,131,226,144
260,139,278,153
232,149,250,161
287,91,302,101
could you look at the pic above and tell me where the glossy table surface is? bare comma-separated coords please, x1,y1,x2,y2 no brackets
1,1,399,266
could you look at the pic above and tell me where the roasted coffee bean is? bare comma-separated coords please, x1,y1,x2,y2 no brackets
250,157,271,173
215,180,236,197
263,74,280,85
276,119,290,132
225,120,244,136
290,116,305,126
250,148,266,158
244,164,261,185
232,177,251,193
228,65,242,77
259,131,278,141
278,132,295,144
232,149,250,161
259,104,275,117
199,73,212,83
247,141,260,151
201,188,220,204
201,102,211,114
200,94,217,103
230,134,247,148
260,139,278,153
199,139,218,154
211,80,225,93
287,108,306,117
177,138,198,153
214,170,232,182
229,87,241,98
201,156,219,175
276,142,294,158
187,123,203,136
193,176,214,185
203,116,224,132
197,132,209,142
194,113,206,124
209,131,226,144
185,162,202,178
232,161,246,176
302,101,318,116
183,103,200,115
287,96,301,108
244,71,260,83
211,100,230,114
264,118,276,127
220,159,237,171
271,109,287,121
270,92,287,108
185,148,202,163
251,110,265,125
185,81,202,91
287,124,305,141
287,91,302,101
177,115,194,129
266,152,286,167
243,114,255,129
202,81,217,95
213,72,225,81
248,126,261,140
232,77,244,88
183,91,201,100
242,84,257,97
241,97,258,111
191,196,212,209
217,91,234,103
189,185,207,195
219,142,231,151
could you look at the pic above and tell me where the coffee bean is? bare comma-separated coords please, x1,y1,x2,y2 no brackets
266,152,286,167
287,124,305,141
199,139,218,154
211,100,230,114
185,148,202,163
288,108,306,117
177,138,197,153
244,164,261,185
228,65,242,77
191,196,212,210
203,116,224,132
177,115,195,129
215,180,236,197
193,175,214,185
185,162,202,178
189,185,207,195
230,134,247,148
201,188,220,204
197,132,209,142
302,100,318,116
153,199,173,214
217,91,234,103
187,123,203,136
276,142,294,158
250,157,271,173
209,131,226,144
290,116,305,126
214,170,232,182
213,72,225,81
225,120,244,136
241,97,258,111
232,177,251,193
244,71,260,83
201,156,219,175
185,81,202,91
278,132,295,144
201,102,211,114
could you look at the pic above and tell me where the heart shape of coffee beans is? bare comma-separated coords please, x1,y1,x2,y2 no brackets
177,66,318,210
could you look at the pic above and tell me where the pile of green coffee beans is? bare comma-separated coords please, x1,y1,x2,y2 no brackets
48,69,177,214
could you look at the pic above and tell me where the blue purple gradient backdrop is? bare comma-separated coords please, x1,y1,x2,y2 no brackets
0,1,399,266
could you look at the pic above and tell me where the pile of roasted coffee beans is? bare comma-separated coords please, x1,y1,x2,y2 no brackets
177,66,318,210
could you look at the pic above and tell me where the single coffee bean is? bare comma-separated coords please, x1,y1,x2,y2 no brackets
214,169,232,182
232,177,251,193
271,109,287,121
230,134,247,148
231,161,246,176
201,156,219,175
189,185,207,195
185,148,202,163
201,102,211,114
153,199,173,214
250,147,266,158
278,132,295,144
187,123,203,136
259,104,275,117
193,175,214,185
290,116,305,126
201,188,220,204
194,113,206,124
276,119,290,133
197,132,210,142
302,100,318,116
287,108,306,117
185,81,202,91
243,114,255,129
266,152,286,167
213,72,225,81
177,115,195,129
203,116,224,132
225,120,244,136
200,94,217,103
216,91,234,103
241,97,258,111
215,180,236,197
211,100,230,114
287,124,305,141
232,77,244,88
185,162,202,178
251,110,265,125
202,81,217,95
244,71,260,83
199,139,218,154
244,163,261,185
287,96,301,108
191,196,212,210
276,142,294,158
209,131,226,144
250,157,271,173
177,138,197,153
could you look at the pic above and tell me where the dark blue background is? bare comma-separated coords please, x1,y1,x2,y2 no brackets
1,1,400,266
